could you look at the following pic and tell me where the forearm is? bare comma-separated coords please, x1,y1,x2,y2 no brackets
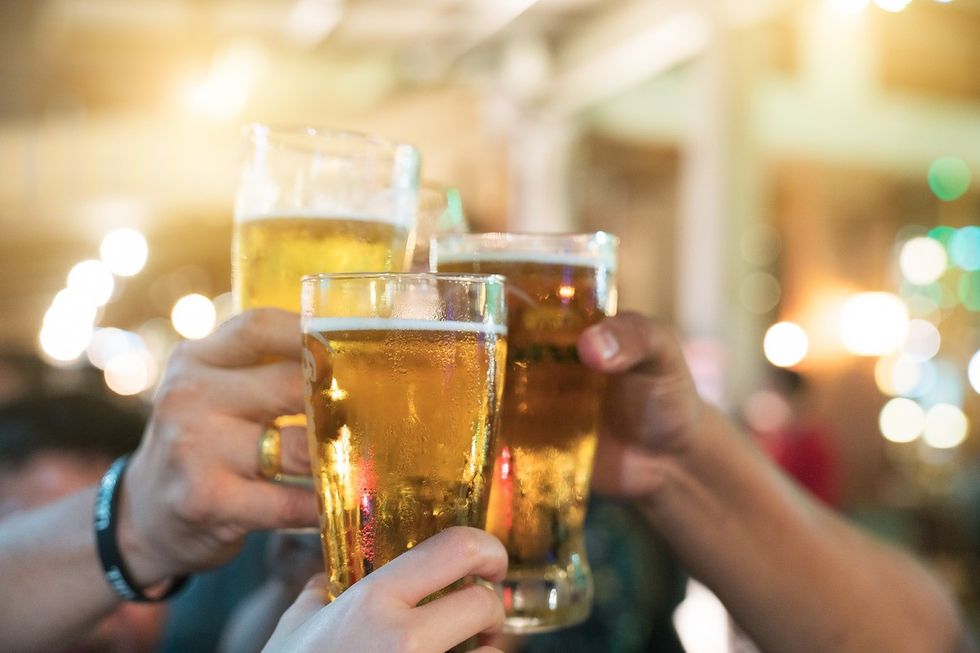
641,406,969,653
0,487,120,652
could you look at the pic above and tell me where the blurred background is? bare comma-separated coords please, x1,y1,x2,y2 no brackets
0,0,977,649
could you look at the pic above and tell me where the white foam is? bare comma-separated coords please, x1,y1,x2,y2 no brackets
435,250,611,269
237,209,406,227
303,317,507,336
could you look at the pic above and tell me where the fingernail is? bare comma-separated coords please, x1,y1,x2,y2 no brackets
592,327,619,362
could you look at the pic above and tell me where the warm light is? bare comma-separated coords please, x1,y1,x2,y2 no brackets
104,350,155,396
923,404,969,449
950,226,980,271
827,0,870,12
39,319,94,363
171,294,216,339
182,41,268,120
839,292,909,356
968,351,980,394
100,228,148,277
558,285,576,300
901,319,941,361
879,398,925,443
46,288,98,327
88,328,145,370
763,321,808,367
899,237,948,285
928,157,971,202
326,378,348,402
874,0,911,11
874,354,926,397
284,0,343,48
67,260,115,307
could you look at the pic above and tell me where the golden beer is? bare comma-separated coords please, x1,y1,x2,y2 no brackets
302,316,507,600
436,235,617,632
233,213,409,311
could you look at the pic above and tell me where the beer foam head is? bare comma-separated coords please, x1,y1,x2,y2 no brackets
303,316,507,336
435,249,608,269
237,209,406,227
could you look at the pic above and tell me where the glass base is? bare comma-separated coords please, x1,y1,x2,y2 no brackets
497,565,593,634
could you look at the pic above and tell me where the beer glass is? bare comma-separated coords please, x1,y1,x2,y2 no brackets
432,232,618,633
234,124,420,312
408,184,468,271
300,273,508,607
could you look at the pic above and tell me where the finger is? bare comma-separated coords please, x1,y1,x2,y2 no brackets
225,479,319,531
276,574,329,632
578,312,687,377
183,309,302,368
412,585,504,651
194,415,311,481
410,584,505,653
189,361,305,423
365,527,507,607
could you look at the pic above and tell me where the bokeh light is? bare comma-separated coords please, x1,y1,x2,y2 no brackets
969,351,980,394
104,349,156,396
46,288,98,327
100,228,149,277
923,404,969,449
67,259,115,306
763,321,808,367
899,237,947,285
959,272,980,311
839,292,909,356
874,0,911,11
740,224,781,266
87,328,146,370
39,319,94,363
874,354,926,397
901,319,941,361
949,226,980,271
827,0,870,13
740,272,781,314
879,398,925,443
171,294,216,339
928,157,972,202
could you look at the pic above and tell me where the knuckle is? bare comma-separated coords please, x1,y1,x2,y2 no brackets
154,375,205,415
171,474,214,526
470,584,504,621
446,526,484,563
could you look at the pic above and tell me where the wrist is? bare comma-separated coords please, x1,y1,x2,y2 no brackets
637,401,729,516
102,455,188,600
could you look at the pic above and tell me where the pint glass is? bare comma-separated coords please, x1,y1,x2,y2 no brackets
234,125,420,312
300,273,508,605
433,232,618,632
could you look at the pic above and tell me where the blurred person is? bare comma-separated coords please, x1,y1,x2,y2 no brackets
745,366,841,507
0,389,166,653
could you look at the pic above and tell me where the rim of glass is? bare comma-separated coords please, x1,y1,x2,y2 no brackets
434,231,619,247
244,123,418,155
302,272,506,285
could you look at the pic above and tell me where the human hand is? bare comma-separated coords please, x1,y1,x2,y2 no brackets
119,309,318,586
263,527,507,653
577,311,708,500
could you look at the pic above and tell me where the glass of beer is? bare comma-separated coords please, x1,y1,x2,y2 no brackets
408,184,468,272
432,232,618,633
234,124,420,312
300,272,508,608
